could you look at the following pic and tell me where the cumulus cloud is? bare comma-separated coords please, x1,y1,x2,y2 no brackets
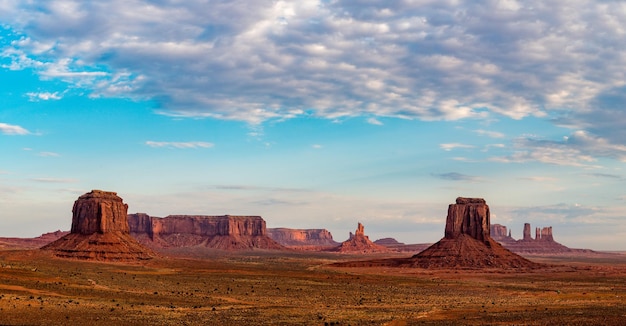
0,0,624,127
145,141,214,149
0,122,30,135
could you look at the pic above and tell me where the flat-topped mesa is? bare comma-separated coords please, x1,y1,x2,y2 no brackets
71,190,130,234
444,197,490,243
127,214,283,250
42,190,154,261
267,228,338,247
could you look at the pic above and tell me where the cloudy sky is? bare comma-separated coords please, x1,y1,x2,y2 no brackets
1,0,625,250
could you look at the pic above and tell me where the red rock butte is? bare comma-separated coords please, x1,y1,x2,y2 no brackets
42,190,155,261
410,197,541,269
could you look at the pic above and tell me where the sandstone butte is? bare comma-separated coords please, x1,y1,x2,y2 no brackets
267,228,338,248
335,197,542,269
408,197,541,269
490,223,592,254
42,190,155,261
127,213,284,250
333,222,390,253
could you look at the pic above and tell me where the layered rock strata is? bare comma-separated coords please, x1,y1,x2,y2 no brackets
128,214,284,250
334,223,389,253
267,228,338,248
42,190,154,261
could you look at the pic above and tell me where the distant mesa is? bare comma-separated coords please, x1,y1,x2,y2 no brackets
333,222,390,253
128,214,284,250
267,228,339,249
42,190,155,261
373,238,405,246
0,230,69,250
374,237,431,252
490,223,591,254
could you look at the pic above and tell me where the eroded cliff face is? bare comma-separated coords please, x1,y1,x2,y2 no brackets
444,197,490,243
267,228,338,247
128,214,283,250
70,190,130,234
42,190,154,261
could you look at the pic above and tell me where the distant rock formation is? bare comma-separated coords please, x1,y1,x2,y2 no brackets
42,190,154,261
491,223,583,254
333,197,541,269
128,214,284,250
373,238,405,246
0,230,69,250
490,224,515,243
374,238,431,252
333,222,389,253
267,228,338,248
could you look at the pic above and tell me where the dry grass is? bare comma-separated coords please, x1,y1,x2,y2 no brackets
0,249,625,325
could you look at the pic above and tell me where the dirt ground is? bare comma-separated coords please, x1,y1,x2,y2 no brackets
0,249,625,325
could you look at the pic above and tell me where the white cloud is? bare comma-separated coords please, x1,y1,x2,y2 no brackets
26,91,62,101
0,0,623,128
311,144,323,149
366,117,383,125
145,141,214,149
440,143,474,151
491,130,626,167
0,122,30,135
473,129,505,138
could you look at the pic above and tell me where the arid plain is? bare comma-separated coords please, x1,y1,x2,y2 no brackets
0,249,625,325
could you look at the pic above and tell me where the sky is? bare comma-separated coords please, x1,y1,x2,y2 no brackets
1,0,625,250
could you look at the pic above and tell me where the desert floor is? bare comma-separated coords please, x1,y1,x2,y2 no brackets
0,249,625,325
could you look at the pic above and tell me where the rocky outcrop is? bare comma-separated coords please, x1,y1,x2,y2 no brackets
128,214,284,250
42,190,154,261
267,228,338,248
492,223,580,254
334,223,389,253
523,223,532,241
490,224,515,243
409,197,540,269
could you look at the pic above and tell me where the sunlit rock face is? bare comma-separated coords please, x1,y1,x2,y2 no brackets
444,197,490,243
70,190,130,235
42,190,154,261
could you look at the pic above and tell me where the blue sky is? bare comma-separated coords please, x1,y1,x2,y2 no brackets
1,1,625,250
